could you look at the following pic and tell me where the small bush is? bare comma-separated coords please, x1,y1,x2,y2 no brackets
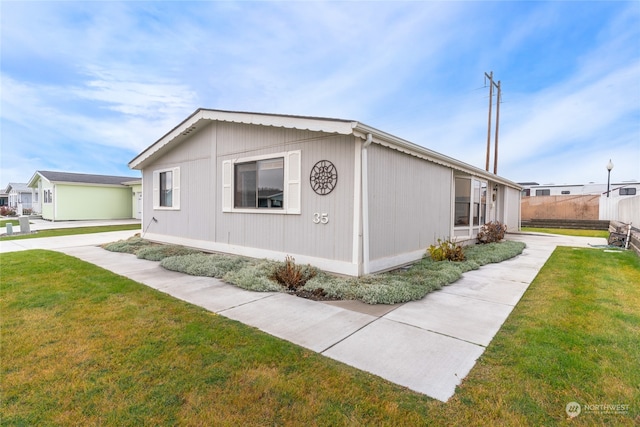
102,236,152,254
477,221,507,244
136,245,200,261
271,256,317,291
0,206,16,216
428,239,466,261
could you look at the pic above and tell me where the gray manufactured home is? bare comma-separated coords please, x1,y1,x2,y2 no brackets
129,109,521,276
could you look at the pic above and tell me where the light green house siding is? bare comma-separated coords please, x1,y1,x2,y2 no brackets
54,184,133,220
129,183,142,219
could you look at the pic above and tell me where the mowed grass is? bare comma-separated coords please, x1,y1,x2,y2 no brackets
522,227,609,238
0,223,140,240
2,248,639,425
0,219,20,227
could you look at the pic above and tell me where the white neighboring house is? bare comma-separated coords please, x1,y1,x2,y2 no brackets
129,109,522,277
519,181,640,197
4,183,33,215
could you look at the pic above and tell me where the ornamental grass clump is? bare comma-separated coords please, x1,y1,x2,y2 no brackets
270,256,317,291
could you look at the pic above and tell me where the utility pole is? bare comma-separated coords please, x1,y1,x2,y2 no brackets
485,71,493,172
494,80,501,175
484,71,501,174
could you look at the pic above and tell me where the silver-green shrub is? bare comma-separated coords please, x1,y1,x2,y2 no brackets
465,241,525,264
160,253,250,278
136,245,200,261
105,236,526,305
102,236,152,254
223,260,283,292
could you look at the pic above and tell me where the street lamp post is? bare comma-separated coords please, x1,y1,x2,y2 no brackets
606,159,614,198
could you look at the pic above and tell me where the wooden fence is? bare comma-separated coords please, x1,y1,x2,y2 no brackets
521,195,600,220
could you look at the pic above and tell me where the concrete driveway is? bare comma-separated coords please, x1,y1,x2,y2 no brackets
0,227,607,402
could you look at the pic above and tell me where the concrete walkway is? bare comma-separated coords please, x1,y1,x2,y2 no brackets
0,228,607,402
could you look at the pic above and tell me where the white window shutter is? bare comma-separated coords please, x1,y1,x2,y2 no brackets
152,170,159,209
172,167,180,210
286,150,301,214
222,160,232,212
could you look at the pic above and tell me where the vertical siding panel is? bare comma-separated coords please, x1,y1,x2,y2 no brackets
143,123,216,241
367,144,452,261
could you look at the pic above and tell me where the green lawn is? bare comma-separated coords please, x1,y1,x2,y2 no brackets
521,227,609,238
1,248,638,425
0,223,140,240
0,219,20,227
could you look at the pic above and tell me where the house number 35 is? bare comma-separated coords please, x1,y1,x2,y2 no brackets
313,213,329,224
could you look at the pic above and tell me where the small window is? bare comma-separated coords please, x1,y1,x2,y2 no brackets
153,167,180,210
522,189,531,196
536,189,550,196
235,158,284,209
159,171,173,207
619,188,636,196
44,190,52,204
561,190,570,195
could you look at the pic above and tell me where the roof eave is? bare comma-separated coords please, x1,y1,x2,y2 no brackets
353,123,522,190
27,171,45,188
129,109,357,170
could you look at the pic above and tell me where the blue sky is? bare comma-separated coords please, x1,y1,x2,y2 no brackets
1,1,639,186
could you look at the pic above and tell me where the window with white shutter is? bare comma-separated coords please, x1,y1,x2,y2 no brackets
223,150,301,215
152,167,180,210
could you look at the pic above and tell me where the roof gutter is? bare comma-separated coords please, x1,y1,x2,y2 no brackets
353,123,521,190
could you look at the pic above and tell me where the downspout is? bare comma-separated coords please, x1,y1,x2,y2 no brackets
362,133,373,275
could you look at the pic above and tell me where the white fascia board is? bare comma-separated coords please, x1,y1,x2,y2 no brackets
27,172,42,188
199,109,357,135
353,123,522,190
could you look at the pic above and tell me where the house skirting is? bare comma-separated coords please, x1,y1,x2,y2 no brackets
143,233,360,276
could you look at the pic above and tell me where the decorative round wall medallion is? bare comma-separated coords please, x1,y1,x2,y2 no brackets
310,160,338,195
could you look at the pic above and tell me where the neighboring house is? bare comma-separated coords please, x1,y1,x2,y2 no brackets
27,171,142,221
0,190,8,207
129,109,522,276
519,181,640,197
4,183,33,214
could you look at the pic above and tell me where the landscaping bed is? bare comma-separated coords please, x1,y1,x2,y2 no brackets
102,236,526,305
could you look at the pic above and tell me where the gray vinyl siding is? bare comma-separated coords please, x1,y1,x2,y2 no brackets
142,123,217,240
143,121,355,262
216,123,355,262
503,185,521,232
367,144,452,261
